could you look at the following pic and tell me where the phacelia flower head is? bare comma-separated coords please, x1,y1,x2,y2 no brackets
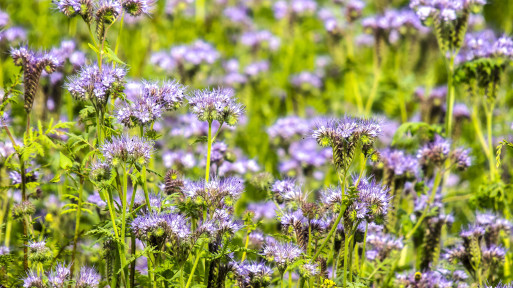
28,240,52,263
262,241,302,273
76,266,101,288
47,263,71,288
117,80,186,127
347,177,391,224
417,135,451,167
11,46,61,112
188,87,245,125
66,64,126,107
101,135,154,166
22,271,45,288
182,176,244,208
312,116,381,171
55,0,94,24
122,0,154,16
240,30,281,52
131,212,190,246
233,261,274,288
377,149,419,180
271,179,304,204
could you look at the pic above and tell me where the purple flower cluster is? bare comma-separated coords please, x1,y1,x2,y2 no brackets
233,261,273,287
410,0,486,22
187,87,245,125
346,177,391,224
290,71,323,90
131,212,190,243
65,64,126,107
417,135,471,170
313,117,382,147
101,135,154,166
396,270,458,288
267,116,311,142
182,177,244,208
377,149,418,179
151,40,219,72
117,80,186,127
271,179,304,204
48,263,71,288
362,9,427,42
273,0,317,20
76,266,101,288
240,30,281,52
458,32,513,63
366,224,404,261
262,241,302,273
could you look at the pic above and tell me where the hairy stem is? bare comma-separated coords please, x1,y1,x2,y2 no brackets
70,177,84,277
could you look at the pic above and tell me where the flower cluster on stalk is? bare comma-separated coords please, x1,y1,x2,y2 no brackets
187,87,245,125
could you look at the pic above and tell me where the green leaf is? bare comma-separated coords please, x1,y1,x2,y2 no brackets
88,43,99,54
191,136,208,145
104,47,126,65
59,152,73,170
50,173,61,183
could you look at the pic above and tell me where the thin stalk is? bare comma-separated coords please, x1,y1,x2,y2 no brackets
240,230,250,263
288,271,292,288
120,164,130,288
280,272,285,288
485,105,496,181
445,55,455,138
342,233,355,288
405,169,444,240
180,267,185,288
70,178,84,277
185,244,204,288
312,170,347,260
147,252,156,288
205,121,213,182
142,166,152,213
470,104,490,157
345,30,363,113
130,235,136,288
359,222,369,276
20,159,28,271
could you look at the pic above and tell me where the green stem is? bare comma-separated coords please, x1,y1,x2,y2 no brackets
342,233,354,288
142,166,152,213
288,271,292,288
485,105,496,181
470,104,490,157
120,164,131,288
359,222,368,277
445,55,455,138
312,171,347,260
206,121,212,183
185,243,204,288
70,178,84,277
405,169,444,240
240,230,250,263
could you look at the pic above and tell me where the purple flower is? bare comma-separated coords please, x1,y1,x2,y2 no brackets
378,149,419,178
48,263,71,288
131,212,190,243
240,30,281,51
182,177,244,208
233,261,274,287
262,241,302,272
0,10,9,27
122,0,154,16
66,64,126,107
188,87,245,125
117,80,185,127
22,271,44,288
353,177,391,223
271,179,303,203
247,201,277,220
76,266,101,288
267,116,311,142
417,135,451,167
100,135,154,166
290,71,323,90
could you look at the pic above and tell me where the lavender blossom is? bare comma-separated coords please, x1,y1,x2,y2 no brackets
122,0,154,16
55,0,94,23
100,135,154,166
48,263,71,288
65,64,126,107
262,241,302,273
188,87,245,125
117,80,186,127
182,177,244,208
76,266,101,288
22,271,44,288
417,135,451,167
267,116,311,142
377,149,419,180
271,179,303,204
233,261,274,288
240,30,281,52
290,71,322,90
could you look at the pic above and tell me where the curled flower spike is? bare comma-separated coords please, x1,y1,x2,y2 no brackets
76,266,101,288
55,0,94,24
65,64,126,108
11,46,61,112
95,0,122,41
100,135,154,166
27,240,52,263
270,178,304,204
188,87,245,126
122,0,153,16
417,135,451,167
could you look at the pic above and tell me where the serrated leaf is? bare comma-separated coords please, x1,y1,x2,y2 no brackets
59,152,73,169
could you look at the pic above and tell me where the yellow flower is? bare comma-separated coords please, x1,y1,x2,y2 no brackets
45,213,54,223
